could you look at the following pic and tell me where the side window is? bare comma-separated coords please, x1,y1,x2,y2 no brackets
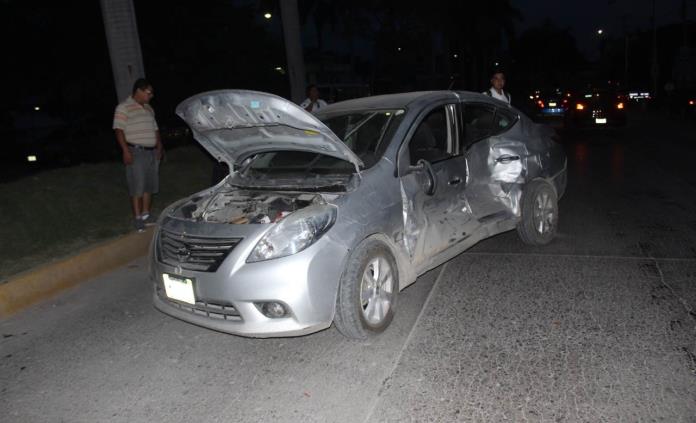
409,107,450,165
462,104,495,147
492,108,517,134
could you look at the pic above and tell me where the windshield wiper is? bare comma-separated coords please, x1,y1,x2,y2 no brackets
303,153,324,174
342,112,377,141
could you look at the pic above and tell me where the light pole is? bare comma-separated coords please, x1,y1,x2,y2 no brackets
650,0,659,99
279,0,307,104
596,28,605,65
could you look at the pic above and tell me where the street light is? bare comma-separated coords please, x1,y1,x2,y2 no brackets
597,29,604,35
264,12,272,19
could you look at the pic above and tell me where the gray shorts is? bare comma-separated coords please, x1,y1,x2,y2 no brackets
125,146,159,196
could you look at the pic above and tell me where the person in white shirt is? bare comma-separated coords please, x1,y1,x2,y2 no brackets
300,84,328,114
483,70,511,104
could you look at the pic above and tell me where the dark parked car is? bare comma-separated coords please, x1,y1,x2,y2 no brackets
531,89,571,119
565,89,627,127
674,89,696,119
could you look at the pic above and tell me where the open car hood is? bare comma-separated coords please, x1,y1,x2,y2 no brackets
175,90,363,170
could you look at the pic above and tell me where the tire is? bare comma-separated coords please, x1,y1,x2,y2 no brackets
517,180,558,246
334,239,399,339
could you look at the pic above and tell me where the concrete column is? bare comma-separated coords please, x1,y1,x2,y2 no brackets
100,0,146,102
279,0,307,104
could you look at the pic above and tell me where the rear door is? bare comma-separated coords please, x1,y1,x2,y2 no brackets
462,103,525,220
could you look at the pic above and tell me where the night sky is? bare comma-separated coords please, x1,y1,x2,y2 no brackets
2,0,694,116
514,0,696,59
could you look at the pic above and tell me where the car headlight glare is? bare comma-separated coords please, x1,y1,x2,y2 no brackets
247,204,337,262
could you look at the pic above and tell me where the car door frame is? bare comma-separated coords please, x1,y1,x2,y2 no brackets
395,101,478,271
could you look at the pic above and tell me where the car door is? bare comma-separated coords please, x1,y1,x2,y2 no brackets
399,104,478,267
462,103,524,220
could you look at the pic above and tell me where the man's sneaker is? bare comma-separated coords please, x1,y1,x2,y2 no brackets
134,218,145,232
141,212,157,226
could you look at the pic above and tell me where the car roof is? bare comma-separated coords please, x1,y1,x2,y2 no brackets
319,90,504,113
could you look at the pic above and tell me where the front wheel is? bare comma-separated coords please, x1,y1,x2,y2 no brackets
517,180,559,245
334,239,399,339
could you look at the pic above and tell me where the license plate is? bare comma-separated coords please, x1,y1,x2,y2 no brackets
595,118,607,124
162,274,196,304
549,102,557,107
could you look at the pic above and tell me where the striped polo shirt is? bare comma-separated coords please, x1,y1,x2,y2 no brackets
112,96,159,147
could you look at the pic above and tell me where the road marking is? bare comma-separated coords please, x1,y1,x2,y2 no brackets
462,251,696,263
636,243,696,323
363,262,449,423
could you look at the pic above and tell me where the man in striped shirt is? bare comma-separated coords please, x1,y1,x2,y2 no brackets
112,78,164,232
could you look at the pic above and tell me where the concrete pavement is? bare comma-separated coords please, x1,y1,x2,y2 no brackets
2,112,696,422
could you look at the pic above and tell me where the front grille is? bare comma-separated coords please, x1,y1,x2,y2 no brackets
157,286,242,321
158,229,241,272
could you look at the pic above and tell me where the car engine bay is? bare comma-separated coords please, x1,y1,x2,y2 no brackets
177,190,325,224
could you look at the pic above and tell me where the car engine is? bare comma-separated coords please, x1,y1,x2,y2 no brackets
179,190,324,224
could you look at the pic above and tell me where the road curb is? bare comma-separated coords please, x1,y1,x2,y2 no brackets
0,227,155,319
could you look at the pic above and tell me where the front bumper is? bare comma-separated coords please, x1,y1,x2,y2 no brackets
150,228,349,338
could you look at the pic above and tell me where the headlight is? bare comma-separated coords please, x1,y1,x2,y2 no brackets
247,204,337,262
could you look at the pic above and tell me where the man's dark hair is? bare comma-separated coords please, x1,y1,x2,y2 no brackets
306,84,317,96
491,69,505,79
132,78,152,95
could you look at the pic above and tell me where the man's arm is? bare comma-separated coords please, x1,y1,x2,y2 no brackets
299,98,313,112
155,130,164,160
115,129,133,165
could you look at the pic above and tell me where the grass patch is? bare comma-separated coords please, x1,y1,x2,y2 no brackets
0,143,216,282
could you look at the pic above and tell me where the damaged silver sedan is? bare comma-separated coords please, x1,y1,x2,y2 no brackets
150,90,567,339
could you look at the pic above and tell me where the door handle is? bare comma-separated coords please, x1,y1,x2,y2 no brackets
495,155,520,164
448,177,462,186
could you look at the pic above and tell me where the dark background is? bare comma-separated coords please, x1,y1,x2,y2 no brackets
1,0,695,179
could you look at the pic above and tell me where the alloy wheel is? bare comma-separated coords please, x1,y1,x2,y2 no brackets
359,255,394,325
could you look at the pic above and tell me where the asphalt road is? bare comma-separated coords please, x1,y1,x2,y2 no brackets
2,110,696,422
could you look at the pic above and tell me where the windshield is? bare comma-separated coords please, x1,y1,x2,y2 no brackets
245,109,404,176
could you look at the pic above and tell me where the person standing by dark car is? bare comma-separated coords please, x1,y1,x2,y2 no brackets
112,78,164,232
483,69,511,104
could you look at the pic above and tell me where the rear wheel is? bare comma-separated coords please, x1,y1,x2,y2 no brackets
334,239,398,339
517,180,558,245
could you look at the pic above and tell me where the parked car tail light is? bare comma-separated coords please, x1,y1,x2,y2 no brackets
537,100,545,108
689,100,695,106
616,102,624,110
576,103,585,110
247,204,337,262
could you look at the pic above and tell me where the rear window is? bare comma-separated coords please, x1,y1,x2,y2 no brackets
492,109,517,134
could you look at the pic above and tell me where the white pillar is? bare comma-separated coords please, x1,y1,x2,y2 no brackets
100,0,146,102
